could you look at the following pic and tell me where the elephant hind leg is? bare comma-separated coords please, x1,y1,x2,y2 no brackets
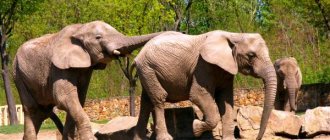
136,68,173,140
23,109,48,140
14,73,47,139
134,89,153,140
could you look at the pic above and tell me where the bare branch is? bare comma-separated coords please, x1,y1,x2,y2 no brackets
6,27,13,35
116,58,129,78
126,57,130,78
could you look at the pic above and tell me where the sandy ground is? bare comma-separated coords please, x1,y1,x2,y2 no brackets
0,122,103,140
0,130,59,140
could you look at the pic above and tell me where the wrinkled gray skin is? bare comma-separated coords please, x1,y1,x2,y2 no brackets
13,21,162,140
133,31,277,140
274,57,302,112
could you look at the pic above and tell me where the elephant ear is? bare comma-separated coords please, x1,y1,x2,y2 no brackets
200,35,238,75
296,67,302,87
51,41,91,69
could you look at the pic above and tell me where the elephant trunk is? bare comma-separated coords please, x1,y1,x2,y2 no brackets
256,63,277,140
285,77,298,111
113,32,164,55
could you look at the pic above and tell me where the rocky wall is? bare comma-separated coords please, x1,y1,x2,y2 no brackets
83,83,330,121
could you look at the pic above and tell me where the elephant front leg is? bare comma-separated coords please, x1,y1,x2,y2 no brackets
189,84,220,137
134,89,153,140
283,92,291,112
54,80,95,140
215,87,235,140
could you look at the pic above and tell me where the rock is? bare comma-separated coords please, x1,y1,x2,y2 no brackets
237,106,264,139
212,121,222,140
269,110,302,136
237,106,302,139
91,122,104,134
94,116,138,140
301,107,330,137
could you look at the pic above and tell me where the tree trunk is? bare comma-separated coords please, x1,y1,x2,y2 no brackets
0,33,18,125
185,0,193,34
117,57,138,117
129,80,136,116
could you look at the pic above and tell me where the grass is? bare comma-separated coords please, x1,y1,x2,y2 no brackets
0,124,24,134
295,111,306,116
0,121,59,134
0,118,108,134
91,119,109,124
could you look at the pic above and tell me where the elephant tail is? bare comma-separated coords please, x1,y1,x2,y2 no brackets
49,111,64,135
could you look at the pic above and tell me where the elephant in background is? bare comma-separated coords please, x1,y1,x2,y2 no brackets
133,31,277,140
13,21,162,140
274,57,302,112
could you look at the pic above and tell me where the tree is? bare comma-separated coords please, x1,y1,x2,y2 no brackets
1,0,42,125
0,0,20,125
117,56,139,116
314,0,330,38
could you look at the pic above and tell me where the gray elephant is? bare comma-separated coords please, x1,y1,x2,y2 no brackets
133,31,277,140
13,21,162,140
274,57,302,112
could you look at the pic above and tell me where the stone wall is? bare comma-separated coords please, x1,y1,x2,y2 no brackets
233,83,330,111
83,83,330,121
297,83,330,111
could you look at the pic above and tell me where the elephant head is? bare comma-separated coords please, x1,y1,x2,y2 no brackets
274,57,302,111
200,31,277,139
51,21,162,69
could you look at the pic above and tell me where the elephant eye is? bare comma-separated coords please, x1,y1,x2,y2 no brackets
247,52,256,59
96,35,102,40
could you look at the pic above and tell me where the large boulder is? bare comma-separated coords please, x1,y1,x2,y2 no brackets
237,106,302,139
94,116,138,140
301,107,330,137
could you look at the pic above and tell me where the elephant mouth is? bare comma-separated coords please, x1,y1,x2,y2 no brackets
99,57,112,63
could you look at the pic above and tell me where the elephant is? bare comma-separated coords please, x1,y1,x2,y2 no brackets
132,31,277,140
274,57,302,112
13,21,162,140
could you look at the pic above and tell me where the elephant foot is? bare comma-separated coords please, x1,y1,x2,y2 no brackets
193,119,205,137
222,136,236,140
79,135,96,140
133,133,146,140
156,133,173,140
79,131,96,140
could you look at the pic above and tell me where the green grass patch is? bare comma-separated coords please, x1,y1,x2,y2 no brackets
0,124,24,134
92,119,109,124
0,118,62,134
40,121,57,130
295,111,305,116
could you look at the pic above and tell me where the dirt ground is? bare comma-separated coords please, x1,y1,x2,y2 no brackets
0,130,59,140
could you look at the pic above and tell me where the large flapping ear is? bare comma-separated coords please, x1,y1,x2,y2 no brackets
296,66,302,87
51,39,91,69
200,34,238,75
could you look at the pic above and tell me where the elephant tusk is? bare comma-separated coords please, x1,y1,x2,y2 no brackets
113,50,121,55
